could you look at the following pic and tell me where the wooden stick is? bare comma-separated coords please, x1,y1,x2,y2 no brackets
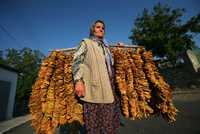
110,44,144,48
49,47,76,52
49,45,144,52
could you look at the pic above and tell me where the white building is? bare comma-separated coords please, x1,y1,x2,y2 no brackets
0,64,19,121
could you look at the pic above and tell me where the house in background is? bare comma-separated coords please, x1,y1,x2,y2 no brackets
0,64,19,121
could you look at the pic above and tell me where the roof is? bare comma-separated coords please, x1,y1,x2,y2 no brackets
0,63,20,74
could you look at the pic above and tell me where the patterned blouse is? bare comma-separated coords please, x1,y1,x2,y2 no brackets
72,37,114,83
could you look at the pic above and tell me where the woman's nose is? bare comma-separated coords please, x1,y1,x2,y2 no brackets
100,28,104,32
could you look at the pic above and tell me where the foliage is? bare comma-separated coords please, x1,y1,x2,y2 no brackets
129,3,200,64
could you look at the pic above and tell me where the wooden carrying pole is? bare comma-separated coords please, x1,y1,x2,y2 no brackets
49,45,144,52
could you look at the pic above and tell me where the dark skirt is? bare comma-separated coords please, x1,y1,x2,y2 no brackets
83,78,121,134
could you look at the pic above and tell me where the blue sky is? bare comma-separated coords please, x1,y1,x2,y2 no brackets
0,0,199,56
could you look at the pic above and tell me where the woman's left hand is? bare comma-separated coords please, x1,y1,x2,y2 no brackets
116,42,124,47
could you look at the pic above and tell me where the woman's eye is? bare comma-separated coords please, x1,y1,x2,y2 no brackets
96,25,104,30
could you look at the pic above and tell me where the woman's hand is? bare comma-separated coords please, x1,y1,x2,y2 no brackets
75,80,85,97
116,42,124,47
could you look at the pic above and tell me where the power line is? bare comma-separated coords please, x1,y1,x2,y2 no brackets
0,23,25,48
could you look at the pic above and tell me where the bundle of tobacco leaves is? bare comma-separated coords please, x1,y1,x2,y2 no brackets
110,47,177,122
29,51,83,134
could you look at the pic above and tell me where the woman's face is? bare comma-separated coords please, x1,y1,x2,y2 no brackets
93,22,105,39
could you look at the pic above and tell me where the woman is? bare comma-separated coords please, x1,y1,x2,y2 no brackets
72,20,120,134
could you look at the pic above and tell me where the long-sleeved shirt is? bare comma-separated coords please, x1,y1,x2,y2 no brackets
72,41,87,83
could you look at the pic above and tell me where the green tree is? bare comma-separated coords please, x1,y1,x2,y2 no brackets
0,49,6,64
129,3,200,64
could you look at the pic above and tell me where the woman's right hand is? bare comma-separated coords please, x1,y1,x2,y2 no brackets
75,80,85,97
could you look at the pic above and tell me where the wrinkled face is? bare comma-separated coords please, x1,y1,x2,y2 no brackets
93,22,105,39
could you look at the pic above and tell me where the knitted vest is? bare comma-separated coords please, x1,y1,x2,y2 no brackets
79,38,114,103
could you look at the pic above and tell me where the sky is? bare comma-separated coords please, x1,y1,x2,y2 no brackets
0,0,200,56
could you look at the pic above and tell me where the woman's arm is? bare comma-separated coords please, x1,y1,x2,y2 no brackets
72,41,87,97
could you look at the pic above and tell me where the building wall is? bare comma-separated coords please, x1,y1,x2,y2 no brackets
0,67,18,120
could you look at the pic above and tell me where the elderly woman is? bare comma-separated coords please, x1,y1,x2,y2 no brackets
72,20,120,134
